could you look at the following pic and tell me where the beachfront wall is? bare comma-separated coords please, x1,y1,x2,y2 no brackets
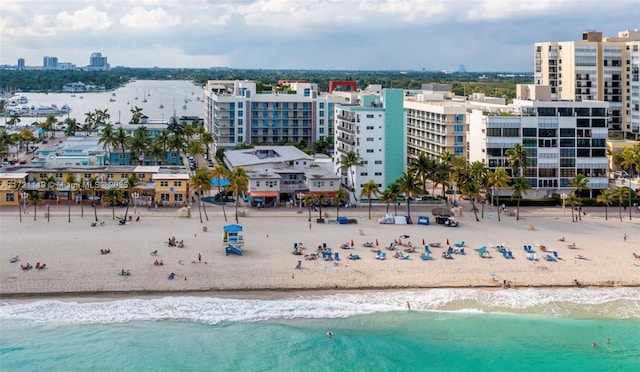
0,173,28,206
153,173,189,207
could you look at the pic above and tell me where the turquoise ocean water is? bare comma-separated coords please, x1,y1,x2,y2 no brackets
1,288,639,371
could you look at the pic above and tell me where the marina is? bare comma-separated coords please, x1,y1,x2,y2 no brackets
3,80,204,125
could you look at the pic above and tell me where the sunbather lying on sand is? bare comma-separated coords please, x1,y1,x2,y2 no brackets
575,254,589,260
633,253,640,259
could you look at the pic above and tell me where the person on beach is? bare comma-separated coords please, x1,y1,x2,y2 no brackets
295,260,302,269
574,279,582,287
198,253,202,263
327,332,333,338
624,234,627,242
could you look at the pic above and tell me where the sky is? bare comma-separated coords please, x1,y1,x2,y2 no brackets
1,0,638,72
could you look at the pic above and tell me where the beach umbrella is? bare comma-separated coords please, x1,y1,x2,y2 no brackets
351,239,354,247
446,238,450,245
422,238,425,245
375,239,379,246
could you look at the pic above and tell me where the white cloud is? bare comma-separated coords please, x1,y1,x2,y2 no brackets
56,6,112,31
120,7,182,29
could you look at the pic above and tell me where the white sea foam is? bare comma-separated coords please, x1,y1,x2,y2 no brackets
0,288,638,325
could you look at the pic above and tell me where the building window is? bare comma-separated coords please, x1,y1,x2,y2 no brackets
6,193,15,202
256,181,260,187
374,172,382,176
174,194,183,202
174,181,182,187
366,149,374,153
106,173,114,180
366,126,374,130
366,114,374,118
160,193,170,202
160,181,169,187
121,174,127,179
83,173,91,179
360,172,368,176
375,160,382,165
367,137,374,141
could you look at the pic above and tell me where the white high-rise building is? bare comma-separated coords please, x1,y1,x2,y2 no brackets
468,85,609,198
535,30,640,139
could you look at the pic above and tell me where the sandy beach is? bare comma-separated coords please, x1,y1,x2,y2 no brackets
1,202,639,297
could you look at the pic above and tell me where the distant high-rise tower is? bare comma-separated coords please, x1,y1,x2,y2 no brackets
457,64,467,73
88,52,109,71
17,58,25,71
43,56,58,70
535,29,640,139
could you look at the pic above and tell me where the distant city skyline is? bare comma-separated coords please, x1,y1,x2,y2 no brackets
1,0,638,72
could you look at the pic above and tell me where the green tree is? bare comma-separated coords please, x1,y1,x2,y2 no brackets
408,152,435,193
63,118,79,137
510,176,531,221
98,123,116,161
565,193,579,223
333,188,348,220
228,167,249,223
102,187,123,220
569,173,590,221
612,186,631,222
128,126,150,165
360,180,380,220
505,143,528,177
65,173,77,223
130,106,144,124
190,167,213,223
7,113,21,127
380,188,396,214
28,192,42,221
487,167,510,222
339,150,363,202
596,189,613,221
113,126,129,165
211,164,229,222
396,171,421,222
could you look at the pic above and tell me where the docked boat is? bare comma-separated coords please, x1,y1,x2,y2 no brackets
18,95,28,104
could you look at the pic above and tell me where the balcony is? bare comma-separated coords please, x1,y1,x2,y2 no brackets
337,136,355,146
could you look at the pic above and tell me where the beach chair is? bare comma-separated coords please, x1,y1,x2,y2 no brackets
502,250,509,259
348,254,360,260
455,240,465,247
375,251,382,260
424,245,432,254
508,251,514,259
401,254,410,260
553,251,561,260
474,246,487,253
380,252,387,260
420,253,433,260
334,252,340,261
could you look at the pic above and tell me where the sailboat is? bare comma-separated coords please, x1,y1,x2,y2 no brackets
159,94,164,109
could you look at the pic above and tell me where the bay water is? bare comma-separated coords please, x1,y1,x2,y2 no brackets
1,288,639,371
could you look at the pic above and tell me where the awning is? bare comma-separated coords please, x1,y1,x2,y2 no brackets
248,191,279,198
296,191,337,198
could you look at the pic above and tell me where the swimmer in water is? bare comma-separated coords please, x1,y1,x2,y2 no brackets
327,332,333,339
592,342,597,348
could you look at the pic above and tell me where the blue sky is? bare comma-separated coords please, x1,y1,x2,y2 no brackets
1,0,638,71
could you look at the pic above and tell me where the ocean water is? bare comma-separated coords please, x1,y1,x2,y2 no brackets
1,288,639,371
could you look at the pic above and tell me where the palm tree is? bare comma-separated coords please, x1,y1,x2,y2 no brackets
619,144,640,179
123,174,141,221
409,153,435,194
128,126,150,165
339,150,363,202
19,128,37,156
360,180,380,220
94,108,110,128
190,167,213,223
565,193,579,222
28,192,42,221
7,113,21,127
130,106,144,124
313,192,328,220
613,186,630,222
487,167,510,222
113,127,129,165
211,164,229,222
98,123,116,161
187,139,205,160
302,194,315,222
65,173,77,223
64,118,79,137
396,171,421,222
596,189,613,221
569,173,590,221
102,187,123,220
333,189,348,220
228,167,249,223
505,143,528,177
83,111,96,135
146,141,165,165
510,176,531,221
380,188,395,214
200,131,215,160
89,176,101,221
469,161,488,218
461,178,482,222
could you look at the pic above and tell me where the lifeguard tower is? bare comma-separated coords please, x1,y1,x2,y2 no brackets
223,224,244,256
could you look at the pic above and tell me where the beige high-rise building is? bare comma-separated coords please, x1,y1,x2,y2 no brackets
535,30,640,140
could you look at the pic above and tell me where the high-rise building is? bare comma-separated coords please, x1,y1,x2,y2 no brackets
535,29,640,139
333,89,406,203
468,84,609,198
404,84,468,162
17,58,25,71
88,52,109,71
203,80,350,150
43,56,58,70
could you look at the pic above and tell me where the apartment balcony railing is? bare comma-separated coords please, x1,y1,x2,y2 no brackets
337,136,355,146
